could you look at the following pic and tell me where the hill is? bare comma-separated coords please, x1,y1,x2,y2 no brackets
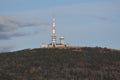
0,47,120,80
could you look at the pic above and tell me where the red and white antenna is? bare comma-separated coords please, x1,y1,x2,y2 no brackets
52,18,56,45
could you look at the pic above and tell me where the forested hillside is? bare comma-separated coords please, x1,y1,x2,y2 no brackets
0,47,120,80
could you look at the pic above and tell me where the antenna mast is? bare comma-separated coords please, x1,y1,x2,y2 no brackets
52,18,56,46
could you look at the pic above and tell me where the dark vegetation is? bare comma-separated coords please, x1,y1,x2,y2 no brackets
0,47,120,80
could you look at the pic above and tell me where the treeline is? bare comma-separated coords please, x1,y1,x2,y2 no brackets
0,47,120,80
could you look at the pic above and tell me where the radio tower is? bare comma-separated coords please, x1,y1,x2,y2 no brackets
52,18,56,46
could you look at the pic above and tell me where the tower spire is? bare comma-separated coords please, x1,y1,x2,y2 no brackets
52,18,56,46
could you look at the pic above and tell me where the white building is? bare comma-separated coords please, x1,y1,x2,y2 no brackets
41,18,70,48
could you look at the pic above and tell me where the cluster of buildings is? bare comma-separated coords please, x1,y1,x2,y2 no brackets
41,18,70,48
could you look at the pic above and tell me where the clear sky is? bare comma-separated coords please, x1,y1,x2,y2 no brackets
0,0,120,52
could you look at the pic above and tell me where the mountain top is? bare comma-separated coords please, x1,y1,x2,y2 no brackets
0,47,120,80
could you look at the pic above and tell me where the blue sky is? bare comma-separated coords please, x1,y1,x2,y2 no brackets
0,0,120,52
